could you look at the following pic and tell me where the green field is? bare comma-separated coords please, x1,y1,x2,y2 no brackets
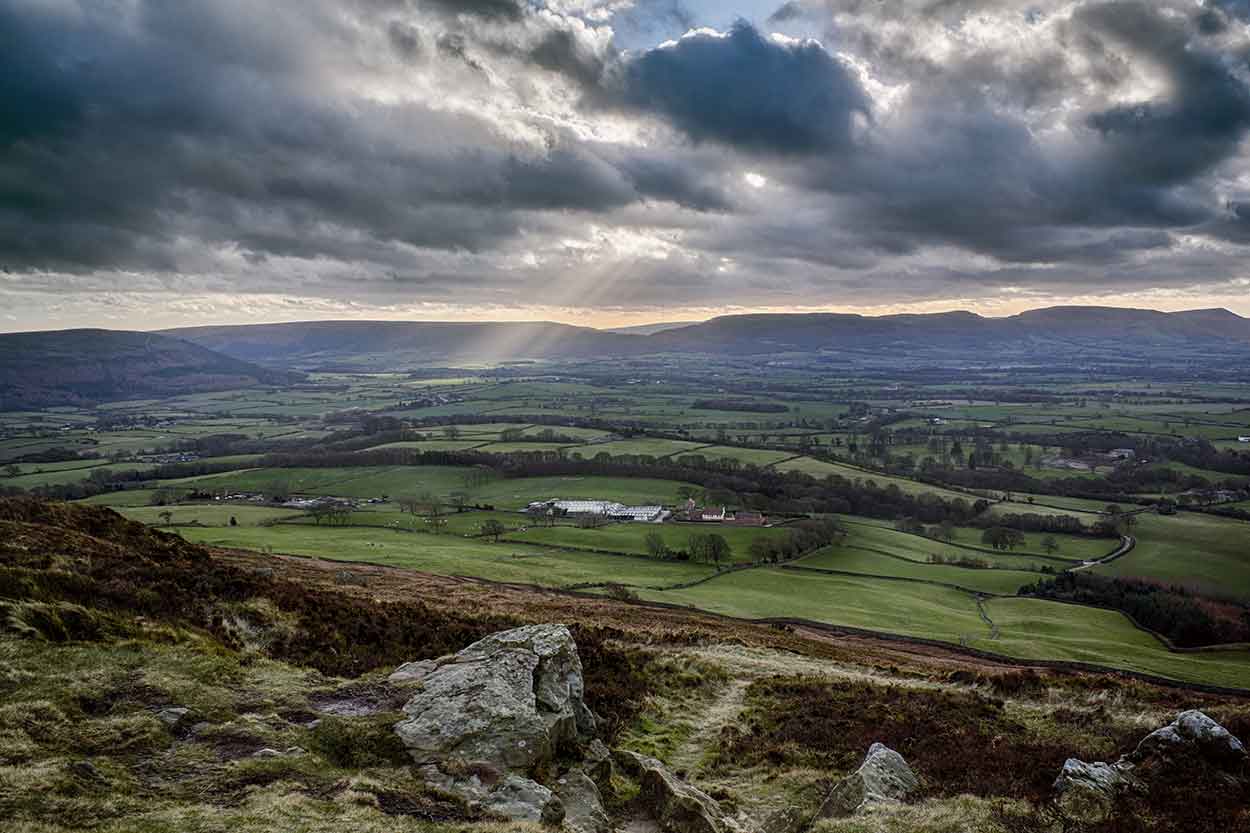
505,521,790,562
796,546,1044,595
975,597,1250,689
579,438,707,458
166,465,480,499
468,475,696,510
771,457,979,501
173,524,714,588
119,504,304,527
642,569,990,644
1096,512,1250,597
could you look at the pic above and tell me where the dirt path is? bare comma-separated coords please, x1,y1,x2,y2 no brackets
666,677,751,775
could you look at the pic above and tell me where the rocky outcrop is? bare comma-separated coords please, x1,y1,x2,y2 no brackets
817,742,919,818
392,624,601,827
1053,710,1247,823
395,623,595,770
615,750,740,833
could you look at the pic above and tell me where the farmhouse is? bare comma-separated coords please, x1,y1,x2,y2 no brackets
1239,436,1250,443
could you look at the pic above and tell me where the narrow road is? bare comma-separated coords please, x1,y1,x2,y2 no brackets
1070,534,1135,572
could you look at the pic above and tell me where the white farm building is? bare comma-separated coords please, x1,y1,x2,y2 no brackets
527,499,665,523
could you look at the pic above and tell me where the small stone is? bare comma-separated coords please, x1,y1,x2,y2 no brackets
156,707,190,727
252,747,284,758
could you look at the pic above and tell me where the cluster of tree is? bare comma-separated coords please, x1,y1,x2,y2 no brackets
748,518,847,563
499,427,584,443
980,526,1026,551
642,530,731,565
1021,572,1250,648
967,511,1115,539
691,399,790,413
927,553,991,569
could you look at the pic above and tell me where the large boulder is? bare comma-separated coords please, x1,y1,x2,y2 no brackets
615,750,740,833
392,624,601,828
1053,710,1246,823
394,623,596,770
1129,709,1247,767
817,743,919,818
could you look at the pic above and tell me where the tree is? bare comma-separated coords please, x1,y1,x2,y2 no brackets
981,526,1025,551
690,533,731,568
2,464,19,478
1041,535,1059,555
443,426,461,440
645,531,668,559
158,510,173,526
396,496,420,514
229,515,238,527
481,519,506,542
449,491,469,512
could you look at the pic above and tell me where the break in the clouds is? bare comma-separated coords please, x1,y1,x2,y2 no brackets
4,0,1250,330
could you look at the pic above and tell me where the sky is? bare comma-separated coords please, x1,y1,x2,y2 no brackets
5,0,1250,332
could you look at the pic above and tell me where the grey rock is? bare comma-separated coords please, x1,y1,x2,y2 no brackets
583,738,613,787
389,659,439,684
1130,710,1247,766
1053,710,1246,824
394,624,595,770
818,742,919,818
156,707,190,728
420,764,565,825
615,750,739,833
252,747,284,758
1053,759,1142,824
557,769,610,833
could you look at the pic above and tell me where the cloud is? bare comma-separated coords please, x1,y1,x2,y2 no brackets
5,0,1250,328
617,22,872,154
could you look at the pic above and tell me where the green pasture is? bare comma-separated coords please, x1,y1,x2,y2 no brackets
505,521,790,562
1095,511,1250,597
173,523,714,588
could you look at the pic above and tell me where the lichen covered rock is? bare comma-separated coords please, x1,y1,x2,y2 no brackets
817,742,919,818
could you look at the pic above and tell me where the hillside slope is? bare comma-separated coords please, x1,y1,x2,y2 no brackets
0,497,1247,833
162,320,640,366
0,329,300,409
162,306,1250,367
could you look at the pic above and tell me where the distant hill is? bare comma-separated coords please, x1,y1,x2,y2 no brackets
161,320,640,367
649,307,1250,354
605,320,703,336
0,329,301,409
159,306,1250,368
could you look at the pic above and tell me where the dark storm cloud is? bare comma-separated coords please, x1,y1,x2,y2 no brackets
422,0,525,21
618,23,871,154
5,0,1250,320
767,2,805,23
756,0,1250,265
0,0,728,274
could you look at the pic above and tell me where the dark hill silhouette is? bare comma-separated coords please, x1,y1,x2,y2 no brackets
0,329,300,409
